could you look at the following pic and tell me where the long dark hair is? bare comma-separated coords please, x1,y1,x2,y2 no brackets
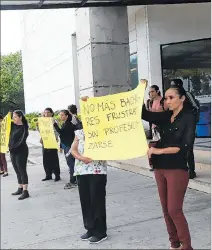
14,110,29,129
60,109,72,121
168,85,190,109
169,85,186,98
150,85,161,96
170,79,183,88
68,104,77,115
44,107,54,117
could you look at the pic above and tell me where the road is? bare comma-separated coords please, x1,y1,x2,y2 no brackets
1,144,211,249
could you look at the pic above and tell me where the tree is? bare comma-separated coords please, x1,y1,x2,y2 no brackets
163,68,211,96
0,51,25,110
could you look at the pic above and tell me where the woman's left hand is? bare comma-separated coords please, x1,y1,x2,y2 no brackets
81,156,93,164
147,147,162,158
140,79,148,88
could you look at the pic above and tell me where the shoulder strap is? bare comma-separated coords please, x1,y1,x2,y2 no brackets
160,97,165,111
186,91,199,110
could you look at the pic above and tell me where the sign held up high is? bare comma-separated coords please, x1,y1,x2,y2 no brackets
80,83,148,160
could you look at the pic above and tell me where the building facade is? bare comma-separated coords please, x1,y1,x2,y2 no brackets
21,3,211,136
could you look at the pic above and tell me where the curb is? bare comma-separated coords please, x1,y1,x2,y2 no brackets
108,161,211,194
194,149,211,165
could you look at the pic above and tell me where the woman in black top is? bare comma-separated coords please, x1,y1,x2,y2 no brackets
54,110,77,189
41,108,61,182
142,85,195,250
9,111,29,200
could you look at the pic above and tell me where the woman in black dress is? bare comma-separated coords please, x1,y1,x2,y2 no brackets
9,110,29,200
41,108,61,182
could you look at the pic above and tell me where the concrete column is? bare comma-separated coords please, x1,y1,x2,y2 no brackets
71,33,80,109
75,7,131,98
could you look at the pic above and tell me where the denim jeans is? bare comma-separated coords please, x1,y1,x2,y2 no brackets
64,146,76,184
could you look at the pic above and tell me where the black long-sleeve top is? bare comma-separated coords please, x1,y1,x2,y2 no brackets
9,123,29,153
142,105,196,170
54,120,76,148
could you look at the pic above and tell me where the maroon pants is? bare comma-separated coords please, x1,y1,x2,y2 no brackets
154,169,193,250
0,153,8,172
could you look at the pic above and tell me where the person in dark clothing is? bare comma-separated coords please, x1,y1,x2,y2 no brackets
146,95,153,140
142,84,195,250
41,108,61,182
9,110,29,200
54,110,77,189
170,79,199,179
68,104,83,130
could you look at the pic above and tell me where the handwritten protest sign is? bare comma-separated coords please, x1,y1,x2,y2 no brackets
0,113,12,153
38,117,58,149
80,83,148,160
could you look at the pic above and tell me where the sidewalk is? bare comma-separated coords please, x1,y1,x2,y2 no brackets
1,136,211,249
109,155,211,194
27,131,211,194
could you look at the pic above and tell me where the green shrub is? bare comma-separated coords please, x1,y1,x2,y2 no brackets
25,113,39,130
25,112,81,130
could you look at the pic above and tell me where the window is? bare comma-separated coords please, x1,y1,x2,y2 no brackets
130,53,138,89
161,39,211,138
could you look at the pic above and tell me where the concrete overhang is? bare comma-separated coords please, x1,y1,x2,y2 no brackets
0,0,210,11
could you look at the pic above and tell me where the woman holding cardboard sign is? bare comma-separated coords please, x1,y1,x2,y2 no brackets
40,108,61,182
141,80,195,250
9,110,30,200
71,96,108,244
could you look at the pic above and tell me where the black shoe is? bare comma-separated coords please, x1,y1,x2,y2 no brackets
149,168,154,172
89,235,108,244
71,181,78,186
42,176,52,181
54,176,61,182
3,173,8,177
64,183,74,189
189,170,196,179
80,231,92,241
12,188,23,195
18,190,29,200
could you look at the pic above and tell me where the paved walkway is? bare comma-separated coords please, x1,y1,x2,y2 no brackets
1,143,211,249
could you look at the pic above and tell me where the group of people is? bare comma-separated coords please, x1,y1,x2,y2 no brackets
38,105,80,189
0,78,199,249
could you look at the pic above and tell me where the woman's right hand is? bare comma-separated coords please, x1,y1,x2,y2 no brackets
81,96,89,102
81,156,93,164
52,118,57,124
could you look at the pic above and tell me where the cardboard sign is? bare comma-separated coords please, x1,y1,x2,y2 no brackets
80,84,148,160
0,113,12,153
38,117,58,149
